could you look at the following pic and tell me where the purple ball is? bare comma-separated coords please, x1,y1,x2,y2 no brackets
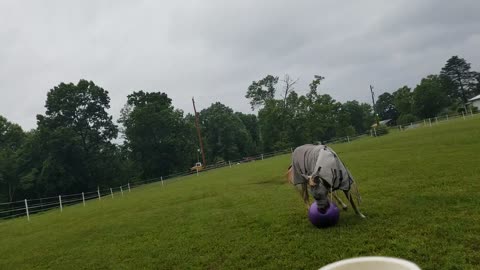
308,201,340,228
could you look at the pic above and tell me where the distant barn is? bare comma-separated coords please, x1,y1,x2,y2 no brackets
469,95,480,110
371,119,394,128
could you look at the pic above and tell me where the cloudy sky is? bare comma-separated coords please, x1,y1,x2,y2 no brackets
1,0,479,130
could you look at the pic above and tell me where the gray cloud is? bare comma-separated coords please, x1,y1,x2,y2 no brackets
1,0,479,130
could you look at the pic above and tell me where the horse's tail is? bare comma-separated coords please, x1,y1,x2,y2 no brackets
300,182,309,204
286,165,293,184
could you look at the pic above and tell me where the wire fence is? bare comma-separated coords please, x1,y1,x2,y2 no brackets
1,109,478,222
0,184,133,222
0,148,297,222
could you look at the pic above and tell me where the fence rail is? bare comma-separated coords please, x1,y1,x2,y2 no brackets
1,109,478,222
389,109,479,131
0,147,300,222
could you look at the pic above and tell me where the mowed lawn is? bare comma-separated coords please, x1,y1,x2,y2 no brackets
1,116,479,270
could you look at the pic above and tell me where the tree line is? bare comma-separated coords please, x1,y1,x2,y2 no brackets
1,56,479,202
375,56,480,125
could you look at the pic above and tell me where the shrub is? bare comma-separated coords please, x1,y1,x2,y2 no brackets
397,114,417,125
374,125,389,136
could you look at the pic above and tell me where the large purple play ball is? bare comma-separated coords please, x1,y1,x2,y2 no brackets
308,201,340,228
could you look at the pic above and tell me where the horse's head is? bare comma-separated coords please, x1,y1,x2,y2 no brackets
310,176,330,213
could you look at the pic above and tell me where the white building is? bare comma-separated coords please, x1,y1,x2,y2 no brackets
469,94,480,110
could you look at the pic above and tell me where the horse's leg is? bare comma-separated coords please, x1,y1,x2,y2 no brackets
333,191,348,210
302,183,310,209
343,190,366,218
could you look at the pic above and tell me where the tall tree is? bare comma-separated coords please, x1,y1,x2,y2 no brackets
440,56,479,109
257,100,289,151
413,75,450,118
338,101,374,135
38,80,118,154
235,113,261,153
283,91,311,148
376,92,399,121
184,113,202,165
245,75,279,110
393,86,414,115
280,74,299,107
119,91,193,178
0,116,25,201
34,80,119,195
200,103,254,162
254,75,341,150
304,77,339,142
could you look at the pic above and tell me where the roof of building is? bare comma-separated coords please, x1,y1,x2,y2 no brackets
371,119,392,127
469,94,480,102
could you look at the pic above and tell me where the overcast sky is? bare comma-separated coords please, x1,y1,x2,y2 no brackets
1,0,479,130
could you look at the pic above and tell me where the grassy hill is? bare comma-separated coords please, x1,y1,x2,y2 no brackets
1,116,479,270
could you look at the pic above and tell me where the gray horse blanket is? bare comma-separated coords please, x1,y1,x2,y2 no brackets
292,144,361,202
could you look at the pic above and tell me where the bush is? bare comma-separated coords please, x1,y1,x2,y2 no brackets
336,125,356,137
397,114,417,126
374,125,389,136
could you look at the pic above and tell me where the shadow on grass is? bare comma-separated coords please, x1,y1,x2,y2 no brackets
250,176,285,186
164,191,219,206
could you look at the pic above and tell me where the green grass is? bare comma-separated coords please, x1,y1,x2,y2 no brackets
1,116,480,270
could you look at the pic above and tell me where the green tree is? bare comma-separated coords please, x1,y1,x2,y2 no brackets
0,116,25,201
303,77,339,142
33,80,119,195
334,101,373,137
119,91,193,178
39,80,118,148
235,113,261,153
184,113,202,165
200,103,254,162
305,92,340,142
283,91,311,148
413,75,450,118
257,90,311,151
397,114,417,126
257,100,288,151
245,75,279,110
393,86,413,115
253,76,341,150
376,92,399,121
440,56,479,109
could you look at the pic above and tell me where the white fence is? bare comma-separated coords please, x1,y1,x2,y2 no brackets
0,185,132,222
391,109,479,132
2,109,478,223
0,148,297,222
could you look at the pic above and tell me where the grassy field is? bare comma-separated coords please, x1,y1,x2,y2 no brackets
1,116,479,270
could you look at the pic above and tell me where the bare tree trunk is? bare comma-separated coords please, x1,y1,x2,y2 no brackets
8,183,15,202
281,74,299,107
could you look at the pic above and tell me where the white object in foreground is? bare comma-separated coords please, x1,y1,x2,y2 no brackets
319,256,420,270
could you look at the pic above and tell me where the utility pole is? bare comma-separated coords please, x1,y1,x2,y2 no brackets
370,85,380,126
192,97,206,167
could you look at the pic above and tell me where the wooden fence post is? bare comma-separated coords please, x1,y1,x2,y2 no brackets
24,199,30,222
59,195,63,212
